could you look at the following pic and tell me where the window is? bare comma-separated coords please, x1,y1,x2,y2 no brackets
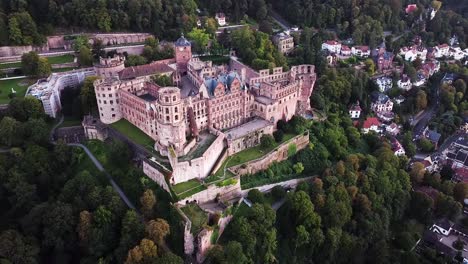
102,94,106,97
104,100,107,104
109,94,112,97
165,108,169,114
110,100,113,104
112,114,115,117
165,97,169,102
111,108,114,111
173,96,176,101
166,116,170,122
175,115,178,121
175,107,178,113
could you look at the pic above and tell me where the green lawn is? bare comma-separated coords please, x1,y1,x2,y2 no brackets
0,61,21,70
181,204,208,234
172,179,202,194
178,185,207,200
59,116,82,128
225,133,296,168
111,119,155,148
46,54,75,64
0,54,74,71
0,78,35,104
52,67,78,73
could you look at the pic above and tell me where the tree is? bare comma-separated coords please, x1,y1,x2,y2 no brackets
0,229,39,264
36,57,51,77
78,46,93,66
140,189,156,219
273,130,284,142
225,241,248,264
126,55,148,67
109,139,131,167
0,116,22,147
431,1,442,11
410,162,426,183
205,18,218,36
415,90,428,111
145,218,170,245
125,239,158,264
73,36,90,52
453,183,468,203
187,28,210,53
115,210,145,262
364,59,376,75
21,51,40,76
419,138,434,152
248,189,265,204
80,76,99,115
293,162,304,174
260,134,275,149
151,74,173,86
159,252,184,264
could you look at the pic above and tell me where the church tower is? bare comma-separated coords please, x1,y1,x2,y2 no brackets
175,34,192,74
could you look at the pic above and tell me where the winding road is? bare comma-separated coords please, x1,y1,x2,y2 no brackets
411,81,441,140
50,115,137,210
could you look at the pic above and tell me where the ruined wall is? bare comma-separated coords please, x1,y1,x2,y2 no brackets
240,176,314,196
196,229,213,263
230,133,309,176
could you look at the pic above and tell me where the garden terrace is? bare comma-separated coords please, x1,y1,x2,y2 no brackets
110,119,155,149
179,132,217,161
180,203,208,234
172,179,207,200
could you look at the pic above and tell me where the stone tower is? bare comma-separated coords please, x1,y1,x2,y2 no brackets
175,34,192,74
155,87,187,156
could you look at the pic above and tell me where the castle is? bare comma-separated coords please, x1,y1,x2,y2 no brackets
93,35,316,184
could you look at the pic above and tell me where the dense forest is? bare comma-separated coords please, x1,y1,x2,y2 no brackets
0,98,186,263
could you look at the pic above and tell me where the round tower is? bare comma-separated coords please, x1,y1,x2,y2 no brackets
175,34,192,74
94,78,122,124
155,87,187,156
94,54,125,78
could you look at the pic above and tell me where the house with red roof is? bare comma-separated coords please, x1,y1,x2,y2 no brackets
322,40,342,54
340,45,351,56
361,117,381,134
391,138,406,156
406,4,418,14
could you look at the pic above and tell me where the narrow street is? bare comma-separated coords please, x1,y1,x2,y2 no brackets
412,80,441,140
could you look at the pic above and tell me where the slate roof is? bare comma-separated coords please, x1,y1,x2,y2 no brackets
426,130,441,143
204,71,241,97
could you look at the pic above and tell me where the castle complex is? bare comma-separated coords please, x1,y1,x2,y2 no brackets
93,35,316,184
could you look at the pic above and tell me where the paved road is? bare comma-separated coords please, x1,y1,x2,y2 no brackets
270,9,291,31
412,81,440,139
50,115,137,210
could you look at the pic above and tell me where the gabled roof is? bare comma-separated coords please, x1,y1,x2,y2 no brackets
426,130,441,143
362,117,380,129
118,62,174,80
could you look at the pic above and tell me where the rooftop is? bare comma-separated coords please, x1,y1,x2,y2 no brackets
118,62,174,80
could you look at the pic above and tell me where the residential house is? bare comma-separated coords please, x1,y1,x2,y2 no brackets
273,32,294,54
399,45,428,62
377,111,395,122
375,48,394,72
398,74,412,90
371,92,393,114
349,102,362,119
434,44,450,58
419,219,468,263
413,72,427,87
385,122,400,136
361,117,381,134
405,4,418,14
351,46,370,58
423,128,441,149
215,13,226,26
391,138,406,156
340,45,351,56
322,40,342,54
375,76,393,92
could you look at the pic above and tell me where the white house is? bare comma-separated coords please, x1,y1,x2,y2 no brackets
322,40,342,54
215,13,226,26
349,102,362,119
400,46,428,62
413,73,426,87
351,46,370,58
371,93,393,114
392,138,406,156
375,76,393,92
434,44,450,58
397,75,412,90
341,45,351,56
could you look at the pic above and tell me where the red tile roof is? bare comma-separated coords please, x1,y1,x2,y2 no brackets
362,117,380,129
326,40,340,46
119,62,174,80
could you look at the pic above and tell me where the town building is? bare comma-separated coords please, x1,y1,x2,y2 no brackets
340,45,351,56
385,122,400,136
361,117,381,134
27,68,96,118
371,92,393,114
418,219,468,263
397,74,412,90
351,46,370,58
215,13,226,26
434,44,450,58
321,40,342,54
399,45,428,62
374,47,394,72
349,102,362,119
93,35,317,184
391,138,406,156
375,76,393,92
272,32,294,54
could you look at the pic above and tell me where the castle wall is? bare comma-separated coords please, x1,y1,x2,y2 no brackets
142,159,172,193
229,133,309,176
177,177,242,205
171,132,225,184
